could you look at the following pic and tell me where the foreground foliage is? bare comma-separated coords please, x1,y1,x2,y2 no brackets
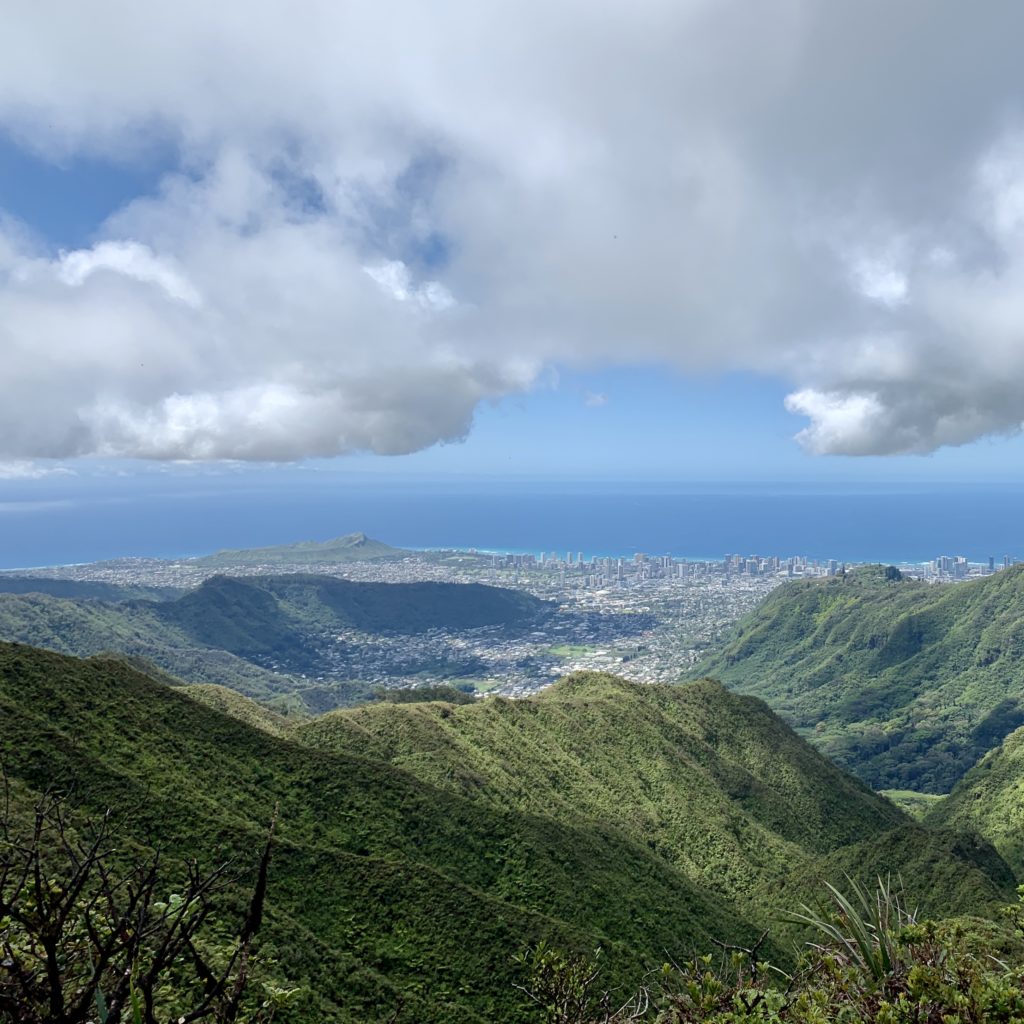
0,781,288,1024
0,646,1016,1021
518,879,1024,1023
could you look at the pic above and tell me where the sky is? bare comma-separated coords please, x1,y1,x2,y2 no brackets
4,1,1024,493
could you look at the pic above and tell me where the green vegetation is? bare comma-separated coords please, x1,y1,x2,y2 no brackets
375,683,478,704
1,646,1015,1020
928,722,1024,877
297,672,1013,933
0,784,284,1023
183,682,295,734
0,645,758,1021
0,574,178,601
880,789,946,821
193,531,405,566
517,878,1024,1022
0,574,547,713
694,564,1024,792
455,676,503,693
549,644,599,658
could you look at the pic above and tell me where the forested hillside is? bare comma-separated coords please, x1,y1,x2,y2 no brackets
927,722,1024,877
695,565,1024,792
299,672,1013,928
0,574,178,601
0,574,546,712
0,644,1014,1021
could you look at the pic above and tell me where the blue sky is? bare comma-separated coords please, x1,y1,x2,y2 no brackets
0,134,170,249
3,4,1024,506
3,131,1024,487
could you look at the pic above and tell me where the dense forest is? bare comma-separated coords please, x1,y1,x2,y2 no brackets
695,564,1024,792
2,642,1021,1021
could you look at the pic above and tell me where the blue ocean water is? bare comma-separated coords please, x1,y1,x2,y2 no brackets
1,474,1022,570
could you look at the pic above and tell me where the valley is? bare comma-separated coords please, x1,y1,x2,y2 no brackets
5,540,1024,1019
1,535,781,698
699,562,1024,793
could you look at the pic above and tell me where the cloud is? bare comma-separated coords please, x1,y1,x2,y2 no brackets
54,242,202,307
1,1,1024,458
0,461,75,480
584,392,608,408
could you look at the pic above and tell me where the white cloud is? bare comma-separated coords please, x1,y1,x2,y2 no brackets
1,1,1024,458
785,391,886,456
584,392,608,408
0,461,75,480
363,260,456,312
848,253,908,308
55,242,202,308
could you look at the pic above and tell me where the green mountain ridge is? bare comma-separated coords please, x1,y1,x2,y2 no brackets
0,643,1014,1020
694,564,1024,793
296,671,1014,927
182,681,294,735
0,574,547,712
0,574,179,601
927,721,1024,877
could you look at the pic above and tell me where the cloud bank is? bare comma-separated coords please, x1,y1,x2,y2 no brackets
2,0,1024,459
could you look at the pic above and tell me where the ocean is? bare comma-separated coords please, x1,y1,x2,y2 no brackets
0,475,1021,570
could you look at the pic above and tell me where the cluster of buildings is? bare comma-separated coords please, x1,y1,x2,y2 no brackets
921,554,1018,580
488,548,1024,589
16,541,1022,698
488,549,852,589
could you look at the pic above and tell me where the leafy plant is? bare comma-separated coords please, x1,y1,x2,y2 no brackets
517,880,1024,1023
0,775,282,1024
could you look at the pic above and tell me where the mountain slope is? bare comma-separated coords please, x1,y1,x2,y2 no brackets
296,672,1014,926
182,682,294,735
193,531,405,566
0,643,783,1022
0,575,546,710
927,723,1024,876
694,565,1024,793
0,575,178,601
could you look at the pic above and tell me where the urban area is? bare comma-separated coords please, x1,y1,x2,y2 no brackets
18,545,1014,696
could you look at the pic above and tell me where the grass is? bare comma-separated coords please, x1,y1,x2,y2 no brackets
298,671,1014,931
880,789,947,821
454,677,503,692
1,644,1016,1020
548,644,599,658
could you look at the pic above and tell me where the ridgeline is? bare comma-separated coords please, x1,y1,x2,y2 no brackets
0,646,1017,1020
694,564,1024,793
192,531,406,567
0,574,548,713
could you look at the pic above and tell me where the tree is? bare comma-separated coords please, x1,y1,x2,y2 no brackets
0,775,288,1024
